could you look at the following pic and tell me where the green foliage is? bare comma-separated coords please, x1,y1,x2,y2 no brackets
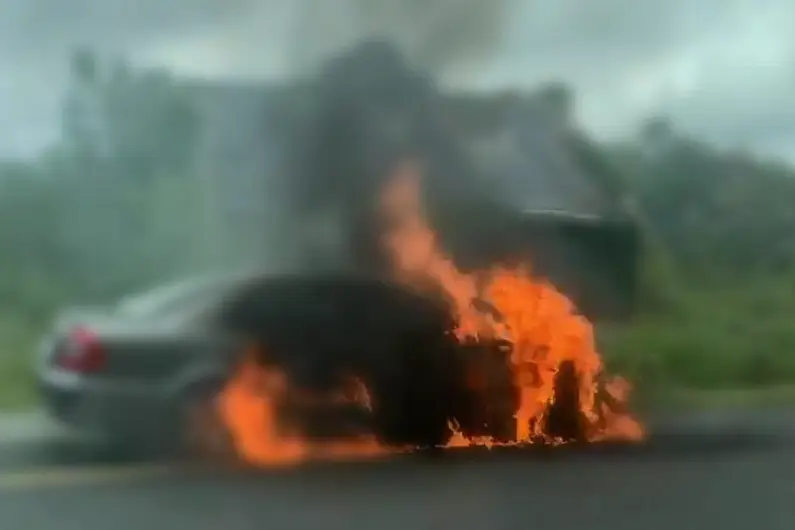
602,276,795,393
0,165,70,323
0,313,39,409
599,118,795,397
621,119,795,277
1,48,205,314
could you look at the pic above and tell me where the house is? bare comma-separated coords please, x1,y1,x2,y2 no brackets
186,80,639,321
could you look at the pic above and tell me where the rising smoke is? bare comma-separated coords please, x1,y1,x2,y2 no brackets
285,0,517,71
209,0,518,271
278,39,524,276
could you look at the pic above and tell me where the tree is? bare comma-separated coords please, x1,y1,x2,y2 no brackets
610,120,795,279
0,162,69,320
50,48,203,300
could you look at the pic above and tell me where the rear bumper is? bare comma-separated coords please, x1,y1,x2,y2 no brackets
38,378,84,430
37,369,172,444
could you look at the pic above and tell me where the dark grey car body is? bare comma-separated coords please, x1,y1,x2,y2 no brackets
39,267,608,451
35,271,465,451
36,273,250,449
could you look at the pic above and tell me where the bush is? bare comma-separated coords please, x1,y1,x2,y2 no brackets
600,274,795,392
0,313,40,409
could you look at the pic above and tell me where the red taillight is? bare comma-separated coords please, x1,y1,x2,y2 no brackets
56,327,107,373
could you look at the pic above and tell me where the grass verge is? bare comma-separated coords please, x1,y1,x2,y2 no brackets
599,277,795,412
0,314,39,411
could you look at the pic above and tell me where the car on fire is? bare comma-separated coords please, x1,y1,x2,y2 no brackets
36,269,511,458
37,43,643,459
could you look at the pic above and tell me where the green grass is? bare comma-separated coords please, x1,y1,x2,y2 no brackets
600,316,795,390
599,274,795,409
0,314,40,410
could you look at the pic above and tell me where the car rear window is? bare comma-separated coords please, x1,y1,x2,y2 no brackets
115,278,224,319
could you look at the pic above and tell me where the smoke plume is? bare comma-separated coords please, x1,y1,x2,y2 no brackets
284,0,516,72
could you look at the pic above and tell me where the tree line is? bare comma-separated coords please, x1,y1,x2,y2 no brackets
0,49,204,324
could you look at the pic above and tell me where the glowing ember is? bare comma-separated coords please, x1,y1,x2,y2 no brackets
379,161,644,446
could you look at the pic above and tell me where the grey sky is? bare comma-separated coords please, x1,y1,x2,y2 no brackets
1,0,793,161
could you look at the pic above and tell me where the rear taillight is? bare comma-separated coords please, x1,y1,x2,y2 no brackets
56,327,107,373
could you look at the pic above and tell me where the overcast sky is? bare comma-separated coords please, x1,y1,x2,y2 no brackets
1,0,793,162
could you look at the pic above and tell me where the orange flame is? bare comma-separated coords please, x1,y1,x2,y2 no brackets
379,161,643,446
217,346,389,467
216,160,643,467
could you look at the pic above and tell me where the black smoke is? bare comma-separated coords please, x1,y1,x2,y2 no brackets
285,39,522,274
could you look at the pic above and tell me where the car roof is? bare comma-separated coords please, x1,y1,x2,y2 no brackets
115,270,259,317
120,268,425,319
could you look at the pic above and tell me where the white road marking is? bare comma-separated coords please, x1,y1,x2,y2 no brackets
0,463,177,492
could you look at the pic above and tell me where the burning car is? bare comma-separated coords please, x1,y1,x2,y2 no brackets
37,258,641,464
35,269,465,458
38,41,643,465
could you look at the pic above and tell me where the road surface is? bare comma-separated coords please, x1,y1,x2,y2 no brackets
1,409,794,530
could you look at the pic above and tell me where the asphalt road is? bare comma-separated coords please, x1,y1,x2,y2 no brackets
2,409,795,530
